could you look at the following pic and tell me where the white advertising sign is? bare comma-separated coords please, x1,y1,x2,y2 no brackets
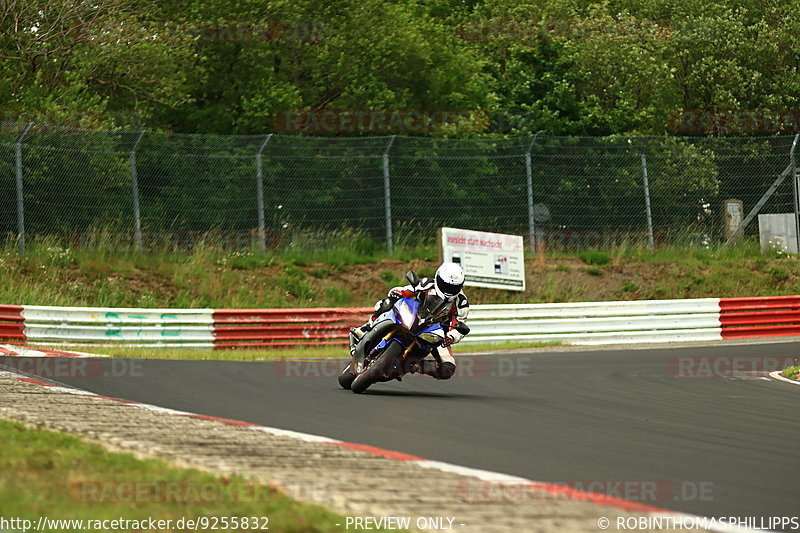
439,227,525,291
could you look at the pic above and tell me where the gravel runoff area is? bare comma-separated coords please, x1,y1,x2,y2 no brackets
0,372,719,533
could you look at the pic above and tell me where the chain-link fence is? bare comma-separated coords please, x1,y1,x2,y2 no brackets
2,121,798,253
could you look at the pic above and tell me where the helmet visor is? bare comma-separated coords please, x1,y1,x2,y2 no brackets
436,273,462,297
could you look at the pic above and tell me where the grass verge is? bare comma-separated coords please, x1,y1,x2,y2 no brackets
0,418,401,532
780,365,800,380
45,341,564,361
3,236,800,309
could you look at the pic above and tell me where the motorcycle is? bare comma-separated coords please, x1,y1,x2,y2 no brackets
338,270,468,394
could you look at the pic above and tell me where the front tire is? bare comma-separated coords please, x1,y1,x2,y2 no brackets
338,362,356,390
351,342,404,394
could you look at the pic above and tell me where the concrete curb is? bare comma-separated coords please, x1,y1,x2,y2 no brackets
768,370,800,386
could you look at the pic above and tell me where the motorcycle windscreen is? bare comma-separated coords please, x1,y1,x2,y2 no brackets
419,292,450,324
394,298,419,330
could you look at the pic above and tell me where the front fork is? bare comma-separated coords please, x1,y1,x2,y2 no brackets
358,325,424,378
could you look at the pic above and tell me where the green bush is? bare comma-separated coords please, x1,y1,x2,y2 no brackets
781,366,800,380
579,251,611,266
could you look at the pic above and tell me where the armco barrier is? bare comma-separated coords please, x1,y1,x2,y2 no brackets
1,297,800,348
719,295,800,338
0,305,25,342
463,298,723,345
213,308,372,348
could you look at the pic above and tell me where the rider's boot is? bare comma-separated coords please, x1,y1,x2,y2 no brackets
410,360,455,380
349,323,371,356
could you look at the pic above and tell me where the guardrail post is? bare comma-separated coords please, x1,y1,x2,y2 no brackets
130,130,145,253
641,142,655,251
791,134,799,253
525,134,539,254
256,134,273,253
14,122,33,255
383,135,396,253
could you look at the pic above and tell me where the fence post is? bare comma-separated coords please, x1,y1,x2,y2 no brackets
383,135,396,253
641,142,655,251
130,131,145,253
792,134,800,253
14,122,33,254
525,134,539,254
256,134,273,253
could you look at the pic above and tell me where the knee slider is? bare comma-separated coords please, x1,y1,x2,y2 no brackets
438,362,456,380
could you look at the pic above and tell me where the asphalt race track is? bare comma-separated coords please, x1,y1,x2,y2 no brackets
3,341,799,524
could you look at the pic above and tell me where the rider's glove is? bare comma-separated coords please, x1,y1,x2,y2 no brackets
372,296,398,318
445,322,470,346
444,331,459,346
388,289,404,299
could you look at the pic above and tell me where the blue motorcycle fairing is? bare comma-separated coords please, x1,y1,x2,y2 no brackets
370,297,445,350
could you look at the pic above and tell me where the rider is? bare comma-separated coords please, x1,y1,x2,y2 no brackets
350,262,470,380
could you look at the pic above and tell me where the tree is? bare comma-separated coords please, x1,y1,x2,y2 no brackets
0,0,195,128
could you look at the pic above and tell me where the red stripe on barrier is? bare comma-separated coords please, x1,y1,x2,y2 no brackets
0,305,24,318
0,305,25,342
0,327,25,341
212,307,370,347
214,328,351,341
215,324,352,334
0,346,19,355
720,310,800,326
215,334,350,342
720,295,800,339
719,295,800,312
721,325,800,338
214,340,348,349
214,308,371,324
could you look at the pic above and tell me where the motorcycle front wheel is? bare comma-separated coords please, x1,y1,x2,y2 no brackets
338,362,356,390
351,341,404,394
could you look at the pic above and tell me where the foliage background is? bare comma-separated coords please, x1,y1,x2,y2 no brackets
2,0,799,136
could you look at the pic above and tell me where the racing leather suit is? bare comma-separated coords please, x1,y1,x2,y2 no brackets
353,277,470,380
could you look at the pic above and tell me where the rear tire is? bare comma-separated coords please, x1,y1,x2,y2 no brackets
351,342,404,394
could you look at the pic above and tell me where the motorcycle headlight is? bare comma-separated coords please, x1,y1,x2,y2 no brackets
418,331,443,344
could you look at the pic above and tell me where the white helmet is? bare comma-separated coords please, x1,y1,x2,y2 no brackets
434,262,465,299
